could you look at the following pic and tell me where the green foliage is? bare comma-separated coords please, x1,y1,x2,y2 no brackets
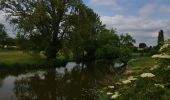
16,33,46,53
119,34,135,48
153,39,170,66
118,34,135,63
117,78,169,100
67,4,104,62
0,0,85,60
139,42,147,48
0,23,15,48
1,0,135,64
118,47,133,63
96,44,119,61
95,29,119,61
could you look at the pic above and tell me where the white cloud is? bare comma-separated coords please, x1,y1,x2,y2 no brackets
101,15,170,45
89,0,122,11
139,3,170,18
90,0,116,6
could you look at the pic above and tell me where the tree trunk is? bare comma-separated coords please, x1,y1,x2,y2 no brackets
46,39,61,63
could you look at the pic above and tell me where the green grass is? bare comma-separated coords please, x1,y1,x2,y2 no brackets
0,50,46,66
129,57,157,68
100,57,170,100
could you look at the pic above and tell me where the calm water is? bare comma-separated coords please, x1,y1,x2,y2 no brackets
0,62,122,100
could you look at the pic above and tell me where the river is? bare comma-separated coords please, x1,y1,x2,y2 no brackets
0,62,123,100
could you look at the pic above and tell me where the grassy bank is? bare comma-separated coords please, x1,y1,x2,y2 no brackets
0,50,70,70
0,50,48,70
129,57,157,68
0,50,45,65
99,57,170,100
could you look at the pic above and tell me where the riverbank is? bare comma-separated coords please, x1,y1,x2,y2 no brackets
0,50,69,70
99,57,170,100
1,50,169,99
0,50,155,70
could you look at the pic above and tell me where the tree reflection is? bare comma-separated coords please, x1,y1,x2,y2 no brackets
14,64,122,100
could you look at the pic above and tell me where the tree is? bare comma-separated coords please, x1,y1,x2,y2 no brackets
95,29,120,61
67,5,104,62
0,0,84,61
118,34,135,64
119,34,135,48
139,43,147,48
0,23,8,48
158,30,164,47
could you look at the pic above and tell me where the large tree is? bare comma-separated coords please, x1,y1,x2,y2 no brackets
118,34,135,64
67,5,104,62
0,0,84,61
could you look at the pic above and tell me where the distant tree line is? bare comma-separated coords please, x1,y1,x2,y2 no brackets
134,30,165,56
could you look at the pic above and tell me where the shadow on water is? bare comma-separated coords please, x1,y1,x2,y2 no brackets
0,62,126,100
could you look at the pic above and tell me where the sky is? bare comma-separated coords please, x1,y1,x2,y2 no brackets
83,0,170,46
0,0,170,46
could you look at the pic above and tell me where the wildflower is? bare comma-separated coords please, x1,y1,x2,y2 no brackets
128,76,137,81
150,65,159,71
107,92,113,95
121,76,137,84
122,80,131,84
108,86,115,89
160,44,170,51
154,84,165,88
140,73,155,78
111,92,120,99
167,66,170,69
152,54,170,59
38,73,45,80
99,90,104,93
115,82,121,85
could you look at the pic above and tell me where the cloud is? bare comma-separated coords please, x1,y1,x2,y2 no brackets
139,3,170,18
90,0,116,6
101,15,170,45
139,4,155,17
89,0,122,11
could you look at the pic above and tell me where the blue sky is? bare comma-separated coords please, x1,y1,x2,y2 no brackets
83,0,170,46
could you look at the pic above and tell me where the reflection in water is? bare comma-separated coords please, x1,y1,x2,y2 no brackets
0,63,123,100
0,76,16,100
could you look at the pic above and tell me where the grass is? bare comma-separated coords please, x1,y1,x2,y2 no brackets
125,56,158,76
129,57,157,68
0,50,46,66
100,56,170,100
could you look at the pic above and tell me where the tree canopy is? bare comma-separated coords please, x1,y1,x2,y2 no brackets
0,0,87,60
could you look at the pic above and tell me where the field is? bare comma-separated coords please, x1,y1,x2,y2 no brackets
129,57,157,67
0,50,46,66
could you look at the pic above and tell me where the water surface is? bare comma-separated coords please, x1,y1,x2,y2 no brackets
0,62,122,100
